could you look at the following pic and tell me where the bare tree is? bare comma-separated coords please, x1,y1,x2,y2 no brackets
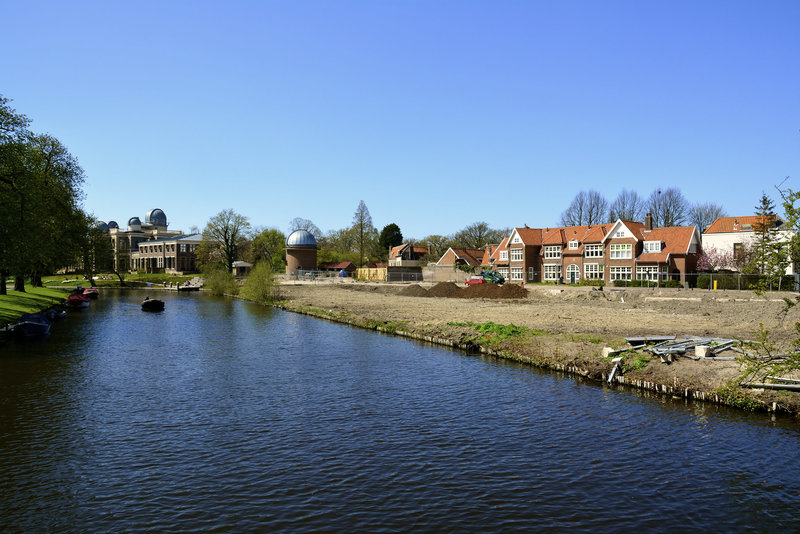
609,189,645,222
454,221,493,248
352,200,375,267
647,187,689,227
690,202,727,233
560,190,609,226
288,217,322,240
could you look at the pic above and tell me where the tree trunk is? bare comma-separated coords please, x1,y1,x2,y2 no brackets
0,270,6,295
32,272,42,287
14,275,25,292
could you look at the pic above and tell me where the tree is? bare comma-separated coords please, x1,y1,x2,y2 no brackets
201,209,251,273
378,223,403,258
417,234,454,263
251,227,286,272
560,190,609,226
647,187,689,227
696,246,737,272
452,222,509,249
608,189,645,222
745,193,787,290
288,217,322,240
690,202,727,233
240,261,279,305
80,215,115,286
351,201,375,267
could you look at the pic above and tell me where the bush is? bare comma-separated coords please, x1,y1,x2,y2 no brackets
240,262,279,305
202,264,238,296
662,279,682,288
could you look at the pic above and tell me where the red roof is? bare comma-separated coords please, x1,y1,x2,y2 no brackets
636,226,698,262
704,215,781,234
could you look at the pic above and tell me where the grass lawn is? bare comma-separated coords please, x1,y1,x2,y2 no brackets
0,287,70,327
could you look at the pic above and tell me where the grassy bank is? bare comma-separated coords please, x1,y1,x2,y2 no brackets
42,273,196,289
276,299,800,418
0,287,69,327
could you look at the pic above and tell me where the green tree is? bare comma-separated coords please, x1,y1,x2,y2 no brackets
378,223,403,258
251,227,286,272
201,209,251,273
78,215,115,286
745,193,787,291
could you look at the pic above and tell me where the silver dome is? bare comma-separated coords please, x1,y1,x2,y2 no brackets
128,217,141,226
146,208,167,226
286,229,317,249
107,220,119,229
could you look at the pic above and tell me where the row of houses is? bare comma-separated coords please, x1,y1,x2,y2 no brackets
431,214,791,285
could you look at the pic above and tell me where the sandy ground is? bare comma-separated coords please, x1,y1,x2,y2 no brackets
279,279,797,345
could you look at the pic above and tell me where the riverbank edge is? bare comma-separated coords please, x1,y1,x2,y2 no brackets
275,300,800,418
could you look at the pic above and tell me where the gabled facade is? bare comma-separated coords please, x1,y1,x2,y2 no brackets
484,237,510,279
436,247,485,267
388,243,429,267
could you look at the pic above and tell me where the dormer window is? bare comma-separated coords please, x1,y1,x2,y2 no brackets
643,241,661,253
568,240,578,250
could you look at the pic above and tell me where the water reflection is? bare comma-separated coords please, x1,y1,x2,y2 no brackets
1,290,799,532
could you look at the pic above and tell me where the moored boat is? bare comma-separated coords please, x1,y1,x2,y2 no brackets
83,288,99,299
66,293,91,309
14,313,51,337
141,297,165,312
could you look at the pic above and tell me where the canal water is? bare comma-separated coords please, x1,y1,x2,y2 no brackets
1,290,799,532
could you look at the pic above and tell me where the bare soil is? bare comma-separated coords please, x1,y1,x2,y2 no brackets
277,280,800,416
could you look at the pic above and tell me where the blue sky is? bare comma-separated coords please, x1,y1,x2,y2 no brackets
2,1,798,239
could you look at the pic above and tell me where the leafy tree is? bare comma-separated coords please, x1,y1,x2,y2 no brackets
351,200,376,267
201,209,251,273
201,263,239,296
690,202,727,233
378,223,403,258
250,227,286,272
647,187,689,227
560,190,609,226
608,189,645,222
288,217,322,240
80,215,115,286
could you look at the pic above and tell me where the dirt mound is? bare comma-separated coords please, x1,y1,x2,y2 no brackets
426,282,463,298
462,283,529,299
398,284,429,297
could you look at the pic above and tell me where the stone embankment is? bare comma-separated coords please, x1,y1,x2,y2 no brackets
276,281,800,417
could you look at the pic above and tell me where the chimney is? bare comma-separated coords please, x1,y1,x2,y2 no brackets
645,213,653,231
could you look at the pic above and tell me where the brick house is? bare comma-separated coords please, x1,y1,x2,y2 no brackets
132,233,202,274
483,237,510,279
436,247,485,268
496,216,700,284
388,243,429,267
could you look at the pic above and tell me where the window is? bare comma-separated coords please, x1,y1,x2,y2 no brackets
512,234,522,244
609,244,632,259
609,266,632,281
584,263,603,279
544,246,561,259
733,243,743,259
569,240,578,250
643,241,661,253
510,248,523,261
497,267,509,279
528,267,535,280
511,267,523,280
499,250,508,261
584,244,603,258
544,264,562,281
180,244,186,252
565,264,580,282
636,266,659,281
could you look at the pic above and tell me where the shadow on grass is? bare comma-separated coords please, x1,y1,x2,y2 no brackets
0,290,67,326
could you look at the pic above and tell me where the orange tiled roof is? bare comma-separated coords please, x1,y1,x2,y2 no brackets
489,237,509,265
704,215,782,234
514,227,543,246
636,226,698,263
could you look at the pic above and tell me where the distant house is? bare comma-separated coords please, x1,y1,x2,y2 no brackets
319,261,357,275
483,237,510,278
388,243,429,267
436,247,485,268
702,215,794,274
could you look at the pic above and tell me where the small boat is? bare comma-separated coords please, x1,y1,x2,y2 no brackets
14,313,51,337
66,293,91,309
141,297,165,312
83,288,100,299
46,307,67,320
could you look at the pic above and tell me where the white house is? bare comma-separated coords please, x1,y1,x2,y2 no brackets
702,215,794,274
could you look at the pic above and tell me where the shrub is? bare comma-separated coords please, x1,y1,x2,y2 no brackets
202,264,238,296
240,262,279,305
